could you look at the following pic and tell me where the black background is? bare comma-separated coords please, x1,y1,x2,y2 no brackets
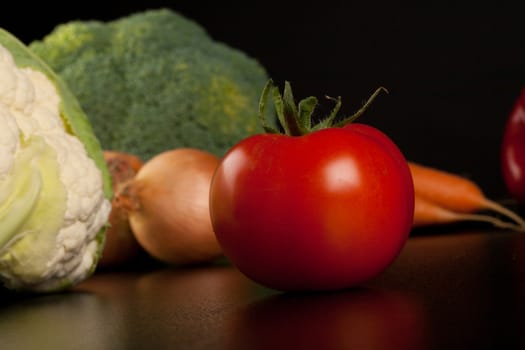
2,1,524,198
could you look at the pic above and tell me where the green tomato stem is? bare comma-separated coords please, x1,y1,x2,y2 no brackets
258,79,280,134
258,79,388,136
333,87,389,128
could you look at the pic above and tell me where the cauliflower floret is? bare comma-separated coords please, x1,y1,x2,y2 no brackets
0,104,19,177
0,43,111,292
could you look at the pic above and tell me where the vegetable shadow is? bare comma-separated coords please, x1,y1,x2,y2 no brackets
227,287,428,350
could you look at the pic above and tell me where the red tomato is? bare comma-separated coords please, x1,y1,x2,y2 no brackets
209,123,414,291
502,88,525,205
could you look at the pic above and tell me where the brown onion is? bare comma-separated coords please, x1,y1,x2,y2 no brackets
98,150,144,268
117,148,222,265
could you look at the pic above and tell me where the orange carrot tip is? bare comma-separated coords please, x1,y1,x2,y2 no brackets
409,162,525,232
413,196,525,232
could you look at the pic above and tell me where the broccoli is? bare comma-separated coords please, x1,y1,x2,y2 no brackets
29,8,271,160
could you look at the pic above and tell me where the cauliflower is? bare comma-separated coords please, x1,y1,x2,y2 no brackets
0,29,112,292
29,8,272,161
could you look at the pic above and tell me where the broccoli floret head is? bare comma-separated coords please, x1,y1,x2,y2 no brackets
29,8,270,160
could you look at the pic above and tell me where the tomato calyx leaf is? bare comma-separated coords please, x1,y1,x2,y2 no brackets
258,79,388,136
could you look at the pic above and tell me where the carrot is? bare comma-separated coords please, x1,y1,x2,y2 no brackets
409,162,525,231
413,195,523,230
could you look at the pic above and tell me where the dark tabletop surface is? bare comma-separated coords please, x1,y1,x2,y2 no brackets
0,3,524,349
2,223,525,350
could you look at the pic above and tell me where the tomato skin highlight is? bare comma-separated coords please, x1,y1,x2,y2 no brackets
210,124,414,291
502,88,525,205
